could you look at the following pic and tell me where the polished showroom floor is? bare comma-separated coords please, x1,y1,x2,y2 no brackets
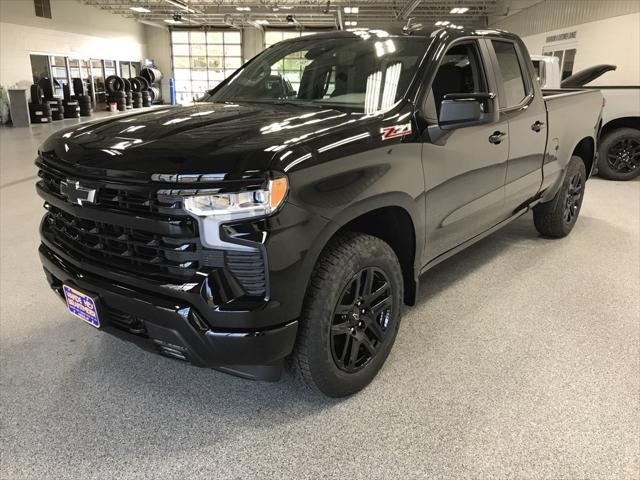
1,117,638,479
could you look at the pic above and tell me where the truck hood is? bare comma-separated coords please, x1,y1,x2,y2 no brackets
39,102,372,180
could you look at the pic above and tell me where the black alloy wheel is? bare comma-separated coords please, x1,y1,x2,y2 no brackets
291,232,403,397
606,137,640,175
330,267,393,373
563,171,583,224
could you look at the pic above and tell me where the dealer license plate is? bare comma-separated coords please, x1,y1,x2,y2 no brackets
62,285,100,328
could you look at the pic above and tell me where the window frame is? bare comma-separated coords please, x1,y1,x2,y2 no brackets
487,39,534,112
419,37,496,123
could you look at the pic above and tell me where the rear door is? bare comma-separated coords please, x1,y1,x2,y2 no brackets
488,39,547,212
420,39,509,263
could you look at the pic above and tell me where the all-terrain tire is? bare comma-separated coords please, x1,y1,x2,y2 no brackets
290,232,403,397
533,155,587,238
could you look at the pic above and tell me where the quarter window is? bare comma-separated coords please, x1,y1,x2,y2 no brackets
492,41,527,109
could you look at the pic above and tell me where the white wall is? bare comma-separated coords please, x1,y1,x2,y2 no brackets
144,25,172,100
520,13,640,86
0,0,146,88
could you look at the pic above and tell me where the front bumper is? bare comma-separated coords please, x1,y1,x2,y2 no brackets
40,244,298,380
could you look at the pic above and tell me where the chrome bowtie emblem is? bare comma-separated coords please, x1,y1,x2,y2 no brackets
60,180,97,206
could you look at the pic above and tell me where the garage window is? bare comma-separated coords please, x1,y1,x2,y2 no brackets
171,29,242,103
264,31,317,93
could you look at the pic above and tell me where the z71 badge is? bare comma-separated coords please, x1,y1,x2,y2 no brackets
381,123,412,140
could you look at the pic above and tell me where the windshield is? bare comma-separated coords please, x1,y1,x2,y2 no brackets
204,34,428,113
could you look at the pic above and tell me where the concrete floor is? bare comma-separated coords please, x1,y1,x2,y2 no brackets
1,118,639,479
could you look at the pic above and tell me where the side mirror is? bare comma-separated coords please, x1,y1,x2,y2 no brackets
439,92,498,130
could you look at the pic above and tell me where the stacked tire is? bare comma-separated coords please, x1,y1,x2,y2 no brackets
29,85,52,124
44,98,64,121
72,77,93,117
105,75,127,111
139,67,162,104
63,99,80,119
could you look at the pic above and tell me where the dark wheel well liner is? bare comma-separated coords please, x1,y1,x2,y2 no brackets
336,206,417,306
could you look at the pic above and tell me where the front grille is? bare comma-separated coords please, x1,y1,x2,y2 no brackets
44,205,217,280
38,162,268,296
38,167,180,216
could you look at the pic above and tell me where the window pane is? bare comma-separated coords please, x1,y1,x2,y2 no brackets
207,44,223,57
208,57,224,68
283,31,299,40
191,80,209,94
190,31,206,43
224,44,241,57
175,80,191,92
174,69,191,80
173,44,189,55
172,31,189,43
191,57,207,68
224,57,241,69
207,32,223,43
492,40,527,108
224,31,241,44
265,32,283,45
191,69,207,80
173,56,190,68
209,69,225,81
190,44,206,56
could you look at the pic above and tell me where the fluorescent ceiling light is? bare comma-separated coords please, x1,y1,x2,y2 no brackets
345,21,358,26
450,7,469,14
344,6,359,13
165,0,199,13
255,19,269,24
130,6,151,13
236,6,251,11
435,20,450,26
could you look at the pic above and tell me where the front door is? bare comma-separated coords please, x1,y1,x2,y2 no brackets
420,39,509,264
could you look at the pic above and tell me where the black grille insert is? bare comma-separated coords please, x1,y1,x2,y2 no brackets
44,205,219,280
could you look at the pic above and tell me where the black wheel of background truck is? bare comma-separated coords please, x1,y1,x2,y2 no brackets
291,232,403,397
597,128,640,181
533,155,586,238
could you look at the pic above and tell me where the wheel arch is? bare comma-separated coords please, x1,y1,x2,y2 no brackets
573,136,596,177
300,193,422,307
601,117,640,137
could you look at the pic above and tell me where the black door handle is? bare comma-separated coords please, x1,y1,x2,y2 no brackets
489,131,507,144
531,120,545,132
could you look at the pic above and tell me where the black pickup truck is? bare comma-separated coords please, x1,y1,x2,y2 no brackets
36,28,603,397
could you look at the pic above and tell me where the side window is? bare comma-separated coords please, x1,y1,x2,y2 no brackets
425,42,487,121
492,40,528,108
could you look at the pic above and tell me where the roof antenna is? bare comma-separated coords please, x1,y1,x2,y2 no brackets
402,17,423,35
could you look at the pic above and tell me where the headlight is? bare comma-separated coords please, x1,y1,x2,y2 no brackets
183,177,288,219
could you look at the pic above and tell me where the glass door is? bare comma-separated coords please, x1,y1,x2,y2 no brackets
50,55,69,98
91,59,106,104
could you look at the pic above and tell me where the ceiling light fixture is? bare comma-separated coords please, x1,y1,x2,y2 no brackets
450,7,469,14
164,0,200,14
255,19,269,24
130,6,151,13
345,21,357,26
164,18,183,24
434,20,450,26
343,6,359,13
236,6,251,11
